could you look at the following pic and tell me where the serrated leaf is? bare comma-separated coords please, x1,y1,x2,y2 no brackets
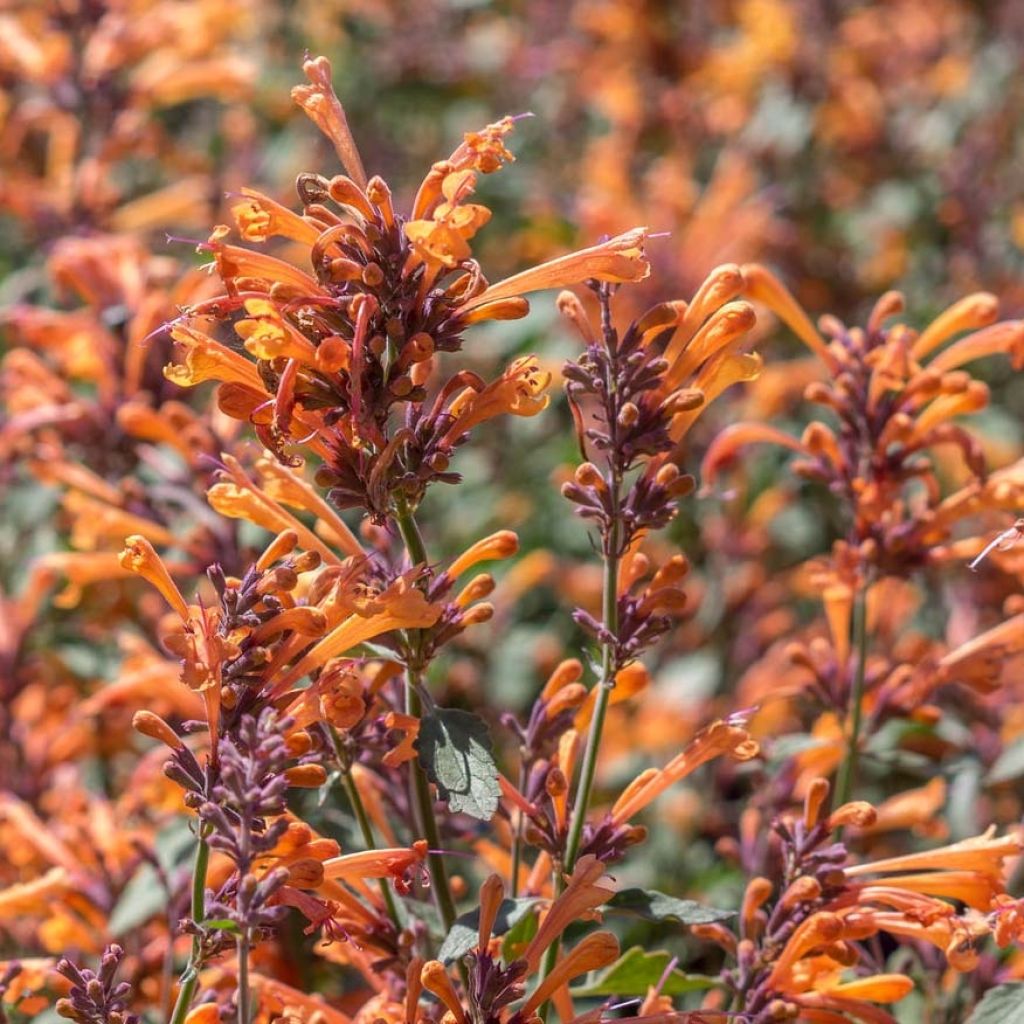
108,863,167,937
965,983,1024,1023
570,947,717,998
606,888,733,926
416,708,499,820
438,898,538,963
988,739,1024,785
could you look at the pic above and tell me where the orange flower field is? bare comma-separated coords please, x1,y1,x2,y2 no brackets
4,3,1024,1023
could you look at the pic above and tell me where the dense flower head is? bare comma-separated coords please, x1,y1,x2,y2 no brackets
163,56,650,521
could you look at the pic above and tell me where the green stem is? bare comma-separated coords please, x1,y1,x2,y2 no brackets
835,582,870,808
393,500,459,934
336,742,403,928
405,675,459,932
563,547,620,873
395,499,429,572
539,528,621,1011
509,764,527,898
168,834,209,1024
237,930,250,1024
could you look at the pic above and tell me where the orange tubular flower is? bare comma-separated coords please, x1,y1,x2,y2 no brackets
521,856,616,972
461,227,651,312
272,575,440,693
610,718,759,826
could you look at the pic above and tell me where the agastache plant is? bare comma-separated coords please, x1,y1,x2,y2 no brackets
6,34,1024,1024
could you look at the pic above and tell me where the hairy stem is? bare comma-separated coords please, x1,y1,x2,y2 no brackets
167,834,209,1024
835,581,870,808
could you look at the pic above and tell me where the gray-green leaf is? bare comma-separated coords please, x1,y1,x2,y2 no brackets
606,888,733,926
438,898,538,963
108,864,168,937
570,947,717,997
965,983,1024,1024
417,708,500,820
988,739,1024,785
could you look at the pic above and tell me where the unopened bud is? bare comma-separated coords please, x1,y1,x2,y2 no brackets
361,263,384,287
617,402,639,427
132,710,183,750
285,764,328,788
575,462,604,488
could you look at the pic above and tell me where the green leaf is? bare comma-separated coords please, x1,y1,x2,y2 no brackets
416,708,500,820
108,864,167,937
437,898,538,963
349,641,402,663
570,947,717,998
203,918,240,932
154,820,198,874
965,983,1024,1023
988,739,1024,785
606,888,733,926
318,768,343,807
501,903,539,961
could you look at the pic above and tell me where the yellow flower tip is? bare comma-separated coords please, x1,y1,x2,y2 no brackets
131,710,183,750
741,876,774,930
540,658,585,701
781,876,822,911
804,777,831,829
700,422,808,493
183,1004,221,1024
458,296,531,326
461,602,495,628
455,573,495,608
257,530,300,572
478,874,506,950
827,974,915,1004
867,290,906,335
454,116,518,174
420,961,467,1024
284,764,328,788
119,535,190,620
447,531,519,579
467,228,651,310
546,682,588,720
912,291,1000,360
829,801,878,830
164,324,265,392
740,263,834,367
